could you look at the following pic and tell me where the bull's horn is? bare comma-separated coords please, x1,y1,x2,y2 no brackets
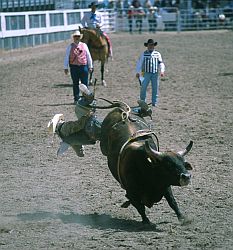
89,103,119,109
98,97,113,104
145,141,161,158
177,141,193,157
112,100,131,112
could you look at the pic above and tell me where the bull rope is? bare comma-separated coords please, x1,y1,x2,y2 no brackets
116,130,159,189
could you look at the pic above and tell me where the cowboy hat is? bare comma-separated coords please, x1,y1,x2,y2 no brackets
71,30,83,39
89,1,99,8
144,39,158,47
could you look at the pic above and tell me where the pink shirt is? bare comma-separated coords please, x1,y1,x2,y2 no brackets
69,42,87,65
64,41,93,69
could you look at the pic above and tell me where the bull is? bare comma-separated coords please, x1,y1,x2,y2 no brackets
99,102,193,224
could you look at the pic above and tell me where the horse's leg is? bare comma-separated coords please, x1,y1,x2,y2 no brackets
89,67,94,86
101,61,106,87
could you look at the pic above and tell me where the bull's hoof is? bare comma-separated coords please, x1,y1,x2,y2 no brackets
142,217,150,224
178,215,193,225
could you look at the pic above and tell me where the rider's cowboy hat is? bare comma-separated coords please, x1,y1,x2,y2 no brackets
89,1,99,8
144,39,158,47
72,30,83,39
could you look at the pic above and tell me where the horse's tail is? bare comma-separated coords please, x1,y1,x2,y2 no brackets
103,33,112,58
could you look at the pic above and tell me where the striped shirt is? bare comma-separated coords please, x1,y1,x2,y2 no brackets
136,50,165,74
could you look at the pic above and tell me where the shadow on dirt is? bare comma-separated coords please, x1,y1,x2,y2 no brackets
52,84,73,88
37,103,74,106
17,211,161,232
217,72,233,76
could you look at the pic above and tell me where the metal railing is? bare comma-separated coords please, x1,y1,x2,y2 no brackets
114,7,233,33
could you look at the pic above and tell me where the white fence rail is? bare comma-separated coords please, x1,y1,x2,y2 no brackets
0,8,116,50
0,8,232,50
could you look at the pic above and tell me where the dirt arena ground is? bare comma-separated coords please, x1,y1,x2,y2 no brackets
0,30,232,249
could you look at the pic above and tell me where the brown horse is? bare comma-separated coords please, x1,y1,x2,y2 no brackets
79,27,109,86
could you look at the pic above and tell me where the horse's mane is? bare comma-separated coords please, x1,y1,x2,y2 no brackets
82,28,100,36
81,28,107,47
79,27,109,65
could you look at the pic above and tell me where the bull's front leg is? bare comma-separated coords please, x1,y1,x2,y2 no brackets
164,186,191,225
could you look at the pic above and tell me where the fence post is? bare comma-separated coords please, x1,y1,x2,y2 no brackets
177,9,181,33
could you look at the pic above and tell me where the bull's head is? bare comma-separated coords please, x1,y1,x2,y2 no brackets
145,141,193,186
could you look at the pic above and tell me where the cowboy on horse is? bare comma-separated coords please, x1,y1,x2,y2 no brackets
81,1,113,58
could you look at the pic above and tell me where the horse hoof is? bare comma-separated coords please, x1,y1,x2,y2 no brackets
102,80,107,87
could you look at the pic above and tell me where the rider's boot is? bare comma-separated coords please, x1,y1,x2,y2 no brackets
47,114,64,135
48,114,71,156
48,114,86,157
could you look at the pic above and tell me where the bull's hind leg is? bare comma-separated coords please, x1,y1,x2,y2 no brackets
133,201,150,224
126,193,150,224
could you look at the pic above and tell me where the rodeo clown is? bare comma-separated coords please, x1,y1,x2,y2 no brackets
48,84,101,157
136,38,165,107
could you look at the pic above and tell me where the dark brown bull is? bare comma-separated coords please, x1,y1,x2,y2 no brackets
100,105,193,224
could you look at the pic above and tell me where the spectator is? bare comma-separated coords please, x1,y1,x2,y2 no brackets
116,0,123,17
123,0,130,9
135,6,145,33
143,0,152,13
148,6,158,33
161,0,172,7
127,5,135,33
132,0,141,8
154,0,161,8
107,0,114,9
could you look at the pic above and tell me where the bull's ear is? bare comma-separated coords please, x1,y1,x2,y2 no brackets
185,162,192,170
147,157,152,163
